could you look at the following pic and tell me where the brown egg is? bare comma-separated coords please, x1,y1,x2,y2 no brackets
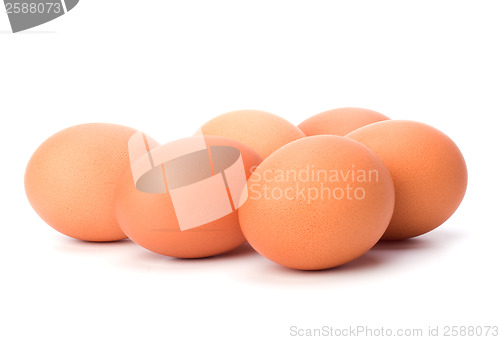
114,135,262,258
346,120,468,240
199,110,305,159
25,123,138,242
298,107,389,136
238,135,395,270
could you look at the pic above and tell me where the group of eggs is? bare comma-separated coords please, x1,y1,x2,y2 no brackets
25,108,467,270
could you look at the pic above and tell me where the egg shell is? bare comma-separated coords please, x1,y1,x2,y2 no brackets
238,135,395,270
346,120,468,240
199,110,305,159
114,135,262,258
25,123,138,242
298,107,389,136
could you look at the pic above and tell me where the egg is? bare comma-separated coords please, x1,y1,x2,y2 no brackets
298,107,389,136
114,135,262,258
346,120,468,240
199,110,305,159
238,135,395,270
25,123,138,242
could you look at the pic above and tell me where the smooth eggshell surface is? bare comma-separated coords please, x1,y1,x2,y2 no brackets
114,136,262,258
25,123,138,242
346,120,468,240
199,110,305,159
238,135,395,270
298,107,389,136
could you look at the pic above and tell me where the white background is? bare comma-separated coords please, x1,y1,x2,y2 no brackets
1,1,499,339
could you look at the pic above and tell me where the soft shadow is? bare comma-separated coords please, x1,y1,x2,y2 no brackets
116,242,260,271
172,243,257,262
51,227,465,282
372,237,433,251
53,236,135,253
243,229,466,286
269,251,386,276
372,228,465,251
242,251,385,287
